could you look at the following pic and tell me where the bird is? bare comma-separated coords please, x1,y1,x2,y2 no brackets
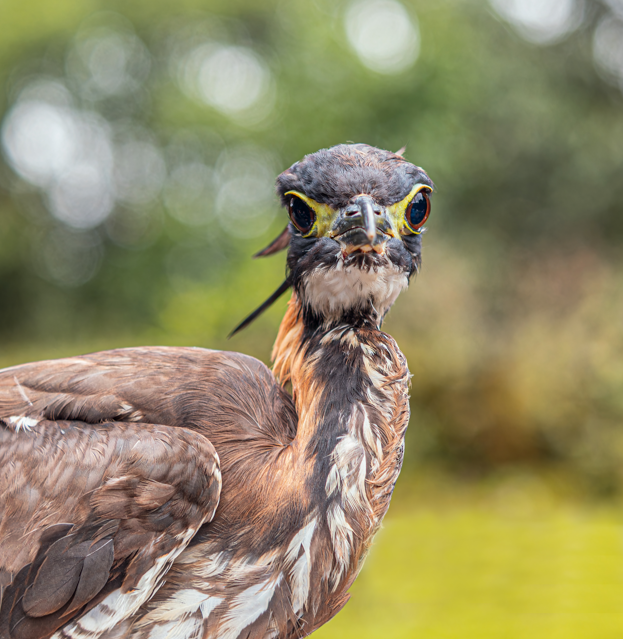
0,143,433,639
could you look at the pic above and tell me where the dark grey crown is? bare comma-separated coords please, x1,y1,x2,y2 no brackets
276,143,433,208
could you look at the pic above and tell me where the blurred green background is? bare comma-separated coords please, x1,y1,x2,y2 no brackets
1,0,623,636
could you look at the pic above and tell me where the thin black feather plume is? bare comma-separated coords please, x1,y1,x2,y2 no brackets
229,279,291,337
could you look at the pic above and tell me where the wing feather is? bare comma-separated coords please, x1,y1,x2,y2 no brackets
0,346,296,638
0,418,221,639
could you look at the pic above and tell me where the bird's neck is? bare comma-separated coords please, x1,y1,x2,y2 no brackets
272,294,385,395
272,292,410,535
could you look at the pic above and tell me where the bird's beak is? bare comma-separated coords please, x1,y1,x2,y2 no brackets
329,195,394,254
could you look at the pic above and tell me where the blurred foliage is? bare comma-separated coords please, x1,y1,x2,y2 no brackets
1,0,623,494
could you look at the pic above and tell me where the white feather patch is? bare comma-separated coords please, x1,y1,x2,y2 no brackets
146,616,203,639
325,464,341,497
362,355,387,390
200,596,222,620
302,261,408,319
285,518,317,614
327,502,354,588
7,415,39,432
340,329,360,348
290,553,310,614
190,551,230,579
217,575,282,639
331,434,368,513
141,589,221,624
285,518,317,565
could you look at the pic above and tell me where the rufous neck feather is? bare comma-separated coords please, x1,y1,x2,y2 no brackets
272,294,305,389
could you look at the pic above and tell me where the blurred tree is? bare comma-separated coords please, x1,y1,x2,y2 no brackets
1,0,623,491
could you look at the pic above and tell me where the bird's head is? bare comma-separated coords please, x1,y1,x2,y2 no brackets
231,143,433,334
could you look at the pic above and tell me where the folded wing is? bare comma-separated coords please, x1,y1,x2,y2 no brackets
0,348,225,639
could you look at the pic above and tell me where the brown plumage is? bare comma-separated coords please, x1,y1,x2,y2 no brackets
0,144,433,639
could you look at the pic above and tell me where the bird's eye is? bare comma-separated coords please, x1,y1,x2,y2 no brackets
289,196,316,235
404,189,431,233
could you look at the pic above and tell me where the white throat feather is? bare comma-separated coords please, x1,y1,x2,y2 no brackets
301,259,408,321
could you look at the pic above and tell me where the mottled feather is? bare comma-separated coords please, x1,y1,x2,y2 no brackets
0,142,430,639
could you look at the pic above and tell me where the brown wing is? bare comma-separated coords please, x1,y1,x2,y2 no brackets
0,346,217,426
0,418,221,639
0,346,296,446
0,346,295,639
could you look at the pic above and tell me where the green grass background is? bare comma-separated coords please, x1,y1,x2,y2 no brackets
317,472,623,639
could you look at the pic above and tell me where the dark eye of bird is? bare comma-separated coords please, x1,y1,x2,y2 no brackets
405,190,431,232
289,197,316,234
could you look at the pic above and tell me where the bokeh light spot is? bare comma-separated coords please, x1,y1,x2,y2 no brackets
2,82,116,230
66,24,152,99
49,162,115,229
345,0,420,74
178,43,274,123
489,0,584,45
2,98,78,187
593,17,623,92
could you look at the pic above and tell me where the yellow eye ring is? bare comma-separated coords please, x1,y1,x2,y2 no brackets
404,187,431,234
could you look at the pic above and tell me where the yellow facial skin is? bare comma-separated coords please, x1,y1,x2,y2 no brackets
387,183,432,236
284,191,335,238
285,184,432,239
